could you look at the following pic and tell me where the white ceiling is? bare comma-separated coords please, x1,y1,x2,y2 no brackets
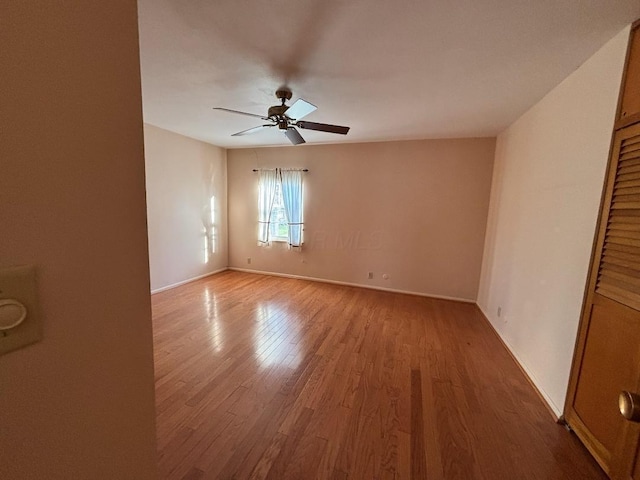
138,0,640,148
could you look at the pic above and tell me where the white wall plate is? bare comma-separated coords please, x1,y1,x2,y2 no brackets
0,265,41,355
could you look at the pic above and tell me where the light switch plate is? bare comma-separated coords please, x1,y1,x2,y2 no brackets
0,265,41,355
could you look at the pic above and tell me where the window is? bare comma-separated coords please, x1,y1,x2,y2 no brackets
269,182,289,241
257,168,304,247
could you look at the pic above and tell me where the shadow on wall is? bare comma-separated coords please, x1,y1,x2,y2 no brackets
168,0,385,84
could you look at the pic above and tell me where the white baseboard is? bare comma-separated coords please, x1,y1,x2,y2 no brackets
476,304,561,419
150,268,228,294
228,267,475,303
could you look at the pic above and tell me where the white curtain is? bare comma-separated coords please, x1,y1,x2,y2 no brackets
257,169,278,244
280,169,304,248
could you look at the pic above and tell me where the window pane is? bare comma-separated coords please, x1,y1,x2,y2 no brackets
269,182,288,240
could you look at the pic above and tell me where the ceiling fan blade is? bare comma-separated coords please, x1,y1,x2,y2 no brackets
231,124,275,136
296,121,350,135
213,107,268,120
284,127,306,145
284,98,317,121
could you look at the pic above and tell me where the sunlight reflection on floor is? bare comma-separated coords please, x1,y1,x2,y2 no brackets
204,287,222,352
253,302,300,368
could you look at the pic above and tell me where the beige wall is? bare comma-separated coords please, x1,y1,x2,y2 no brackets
1,2,157,479
228,138,495,301
477,27,630,415
144,124,228,292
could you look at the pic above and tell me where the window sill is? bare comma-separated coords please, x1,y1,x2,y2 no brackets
267,238,304,247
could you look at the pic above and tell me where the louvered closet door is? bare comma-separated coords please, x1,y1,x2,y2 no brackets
566,123,640,478
598,129,640,308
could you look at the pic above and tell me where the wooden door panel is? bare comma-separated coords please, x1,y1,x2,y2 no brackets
573,294,640,458
613,370,640,479
619,26,640,128
611,403,640,479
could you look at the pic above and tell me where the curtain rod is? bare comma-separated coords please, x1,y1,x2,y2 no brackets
252,168,309,172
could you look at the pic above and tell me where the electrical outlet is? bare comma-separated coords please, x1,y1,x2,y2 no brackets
497,306,502,317
368,272,373,279
247,257,251,265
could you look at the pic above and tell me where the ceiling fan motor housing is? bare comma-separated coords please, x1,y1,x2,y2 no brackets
272,89,293,125
268,105,289,118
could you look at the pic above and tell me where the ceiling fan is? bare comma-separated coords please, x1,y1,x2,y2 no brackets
213,89,350,145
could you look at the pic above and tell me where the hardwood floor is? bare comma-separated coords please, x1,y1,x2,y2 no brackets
152,271,605,479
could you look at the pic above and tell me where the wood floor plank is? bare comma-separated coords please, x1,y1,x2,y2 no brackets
180,467,205,480
410,369,428,480
281,433,328,480
152,271,606,479
312,405,352,477
247,433,288,480
419,356,444,480
216,394,300,479
159,411,236,479
263,407,315,480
